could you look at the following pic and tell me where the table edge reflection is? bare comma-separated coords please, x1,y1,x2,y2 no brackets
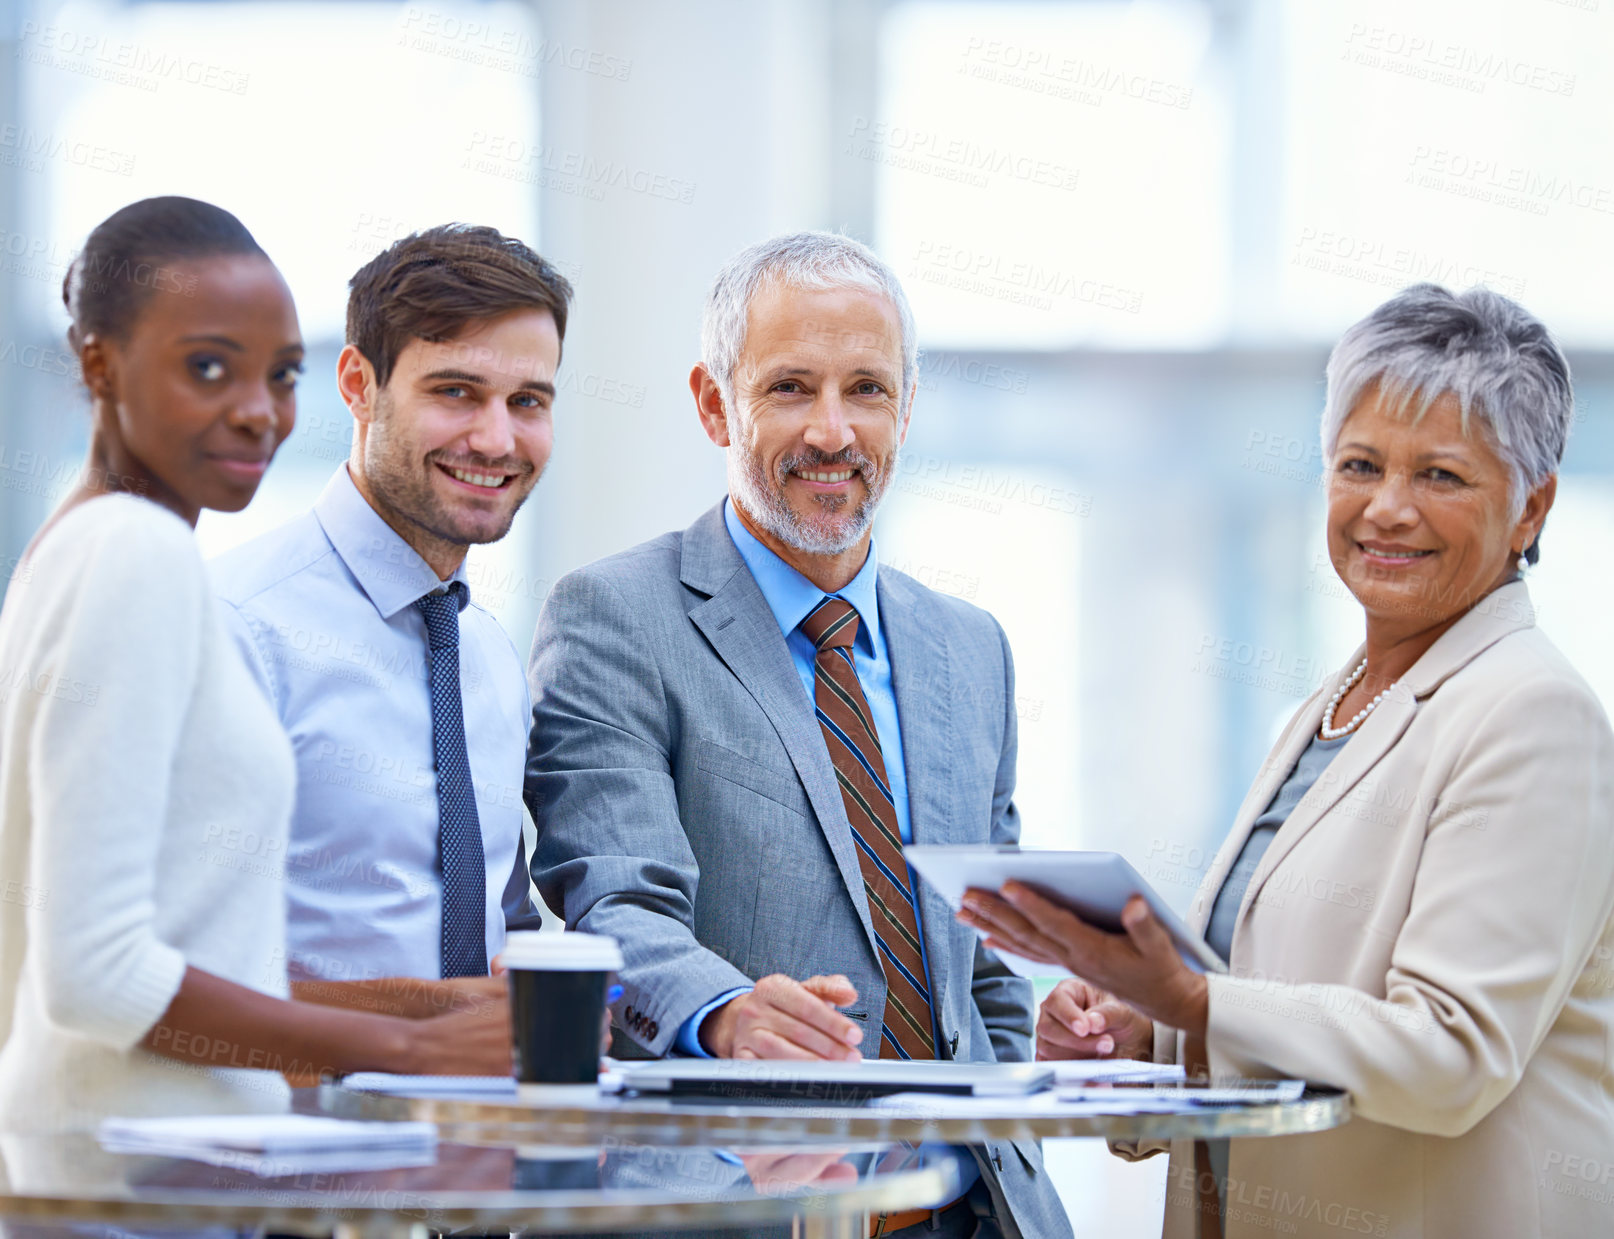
320,1083,1352,1145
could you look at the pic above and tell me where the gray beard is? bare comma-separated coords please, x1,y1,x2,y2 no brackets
727,439,896,556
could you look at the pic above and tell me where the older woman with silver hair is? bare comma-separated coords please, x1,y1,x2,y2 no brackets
960,284,1614,1239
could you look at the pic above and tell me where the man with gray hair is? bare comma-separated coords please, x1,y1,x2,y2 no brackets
525,232,1071,1237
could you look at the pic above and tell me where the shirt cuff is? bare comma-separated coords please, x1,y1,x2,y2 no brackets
674,986,753,1057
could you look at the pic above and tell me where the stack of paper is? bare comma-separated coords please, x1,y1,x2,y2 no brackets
1058,1079,1307,1105
868,1091,1188,1116
341,1073,518,1097
868,1073,1307,1117
1049,1060,1186,1084
98,1114,438,1176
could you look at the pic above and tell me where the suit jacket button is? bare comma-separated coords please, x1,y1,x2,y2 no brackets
648,1021,659,1039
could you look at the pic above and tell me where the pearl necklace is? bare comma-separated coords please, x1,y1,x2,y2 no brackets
1319,658,1392,740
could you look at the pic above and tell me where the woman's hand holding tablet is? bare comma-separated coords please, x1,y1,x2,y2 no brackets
903,846,1224,1042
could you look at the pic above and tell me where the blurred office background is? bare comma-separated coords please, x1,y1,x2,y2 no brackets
0,0,1609,1228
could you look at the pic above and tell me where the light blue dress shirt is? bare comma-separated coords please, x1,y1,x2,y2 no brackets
675,498,919,1053
211,466,537,983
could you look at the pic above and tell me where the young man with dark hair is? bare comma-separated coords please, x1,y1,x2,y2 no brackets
212,225,571,1022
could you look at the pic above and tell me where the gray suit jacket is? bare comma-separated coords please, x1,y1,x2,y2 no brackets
525,502,1072,1239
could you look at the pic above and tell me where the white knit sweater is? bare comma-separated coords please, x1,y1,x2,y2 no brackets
0,495,296,1131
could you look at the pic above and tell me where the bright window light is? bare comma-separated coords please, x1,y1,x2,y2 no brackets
875,1,1227,350
877,462,1083,846
22,0,541,341
1523,476,1614,719
1279,0,1614,344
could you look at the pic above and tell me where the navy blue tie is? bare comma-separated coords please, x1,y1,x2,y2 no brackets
415,584,488,979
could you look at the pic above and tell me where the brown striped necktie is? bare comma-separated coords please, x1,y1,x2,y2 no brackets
800,596,936,1061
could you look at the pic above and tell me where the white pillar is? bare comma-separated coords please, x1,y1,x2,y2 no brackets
521,0,877,608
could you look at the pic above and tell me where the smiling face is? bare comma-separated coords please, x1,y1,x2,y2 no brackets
340,307,560,575
1325,383,1553,634
708,281,910,562
87,253,302,521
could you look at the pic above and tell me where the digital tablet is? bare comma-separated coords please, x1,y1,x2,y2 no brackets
903,845,1227,976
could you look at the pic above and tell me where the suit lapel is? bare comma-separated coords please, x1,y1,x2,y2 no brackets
680,505,880,958
1235,681,1417,936
880,572,958,1007
1233,580,1536,938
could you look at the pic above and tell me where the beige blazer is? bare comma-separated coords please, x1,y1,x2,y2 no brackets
1145,582,1614,1238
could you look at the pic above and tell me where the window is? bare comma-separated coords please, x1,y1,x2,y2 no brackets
14,0,545,561
21,0,542,340
1279,0,1614,343
1522,476,1614,717
879,460,1084,843
875,1,1227,349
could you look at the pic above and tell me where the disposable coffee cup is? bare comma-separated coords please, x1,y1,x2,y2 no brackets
502,930,624,1102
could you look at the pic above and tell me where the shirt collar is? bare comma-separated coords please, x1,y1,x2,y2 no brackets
313,465,471,621
722,497,881,650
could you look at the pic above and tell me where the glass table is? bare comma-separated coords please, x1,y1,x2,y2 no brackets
320,1079,1351,1149
0,1133,958,1238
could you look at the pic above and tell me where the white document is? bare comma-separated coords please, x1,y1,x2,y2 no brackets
1118,1080,1306,1104
97,1114,438,1176
867,1077,1303,1117
904,845,1226,977
341,1073,519,1097
1049,1059,1187,1084
867,1091,1191,1117
1057,1080,1306,1105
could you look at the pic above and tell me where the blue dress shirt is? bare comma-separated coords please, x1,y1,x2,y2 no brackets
675,498,920,1053
211,466,537,983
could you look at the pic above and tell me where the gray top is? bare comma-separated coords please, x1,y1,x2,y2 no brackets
1205,732,1350,966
